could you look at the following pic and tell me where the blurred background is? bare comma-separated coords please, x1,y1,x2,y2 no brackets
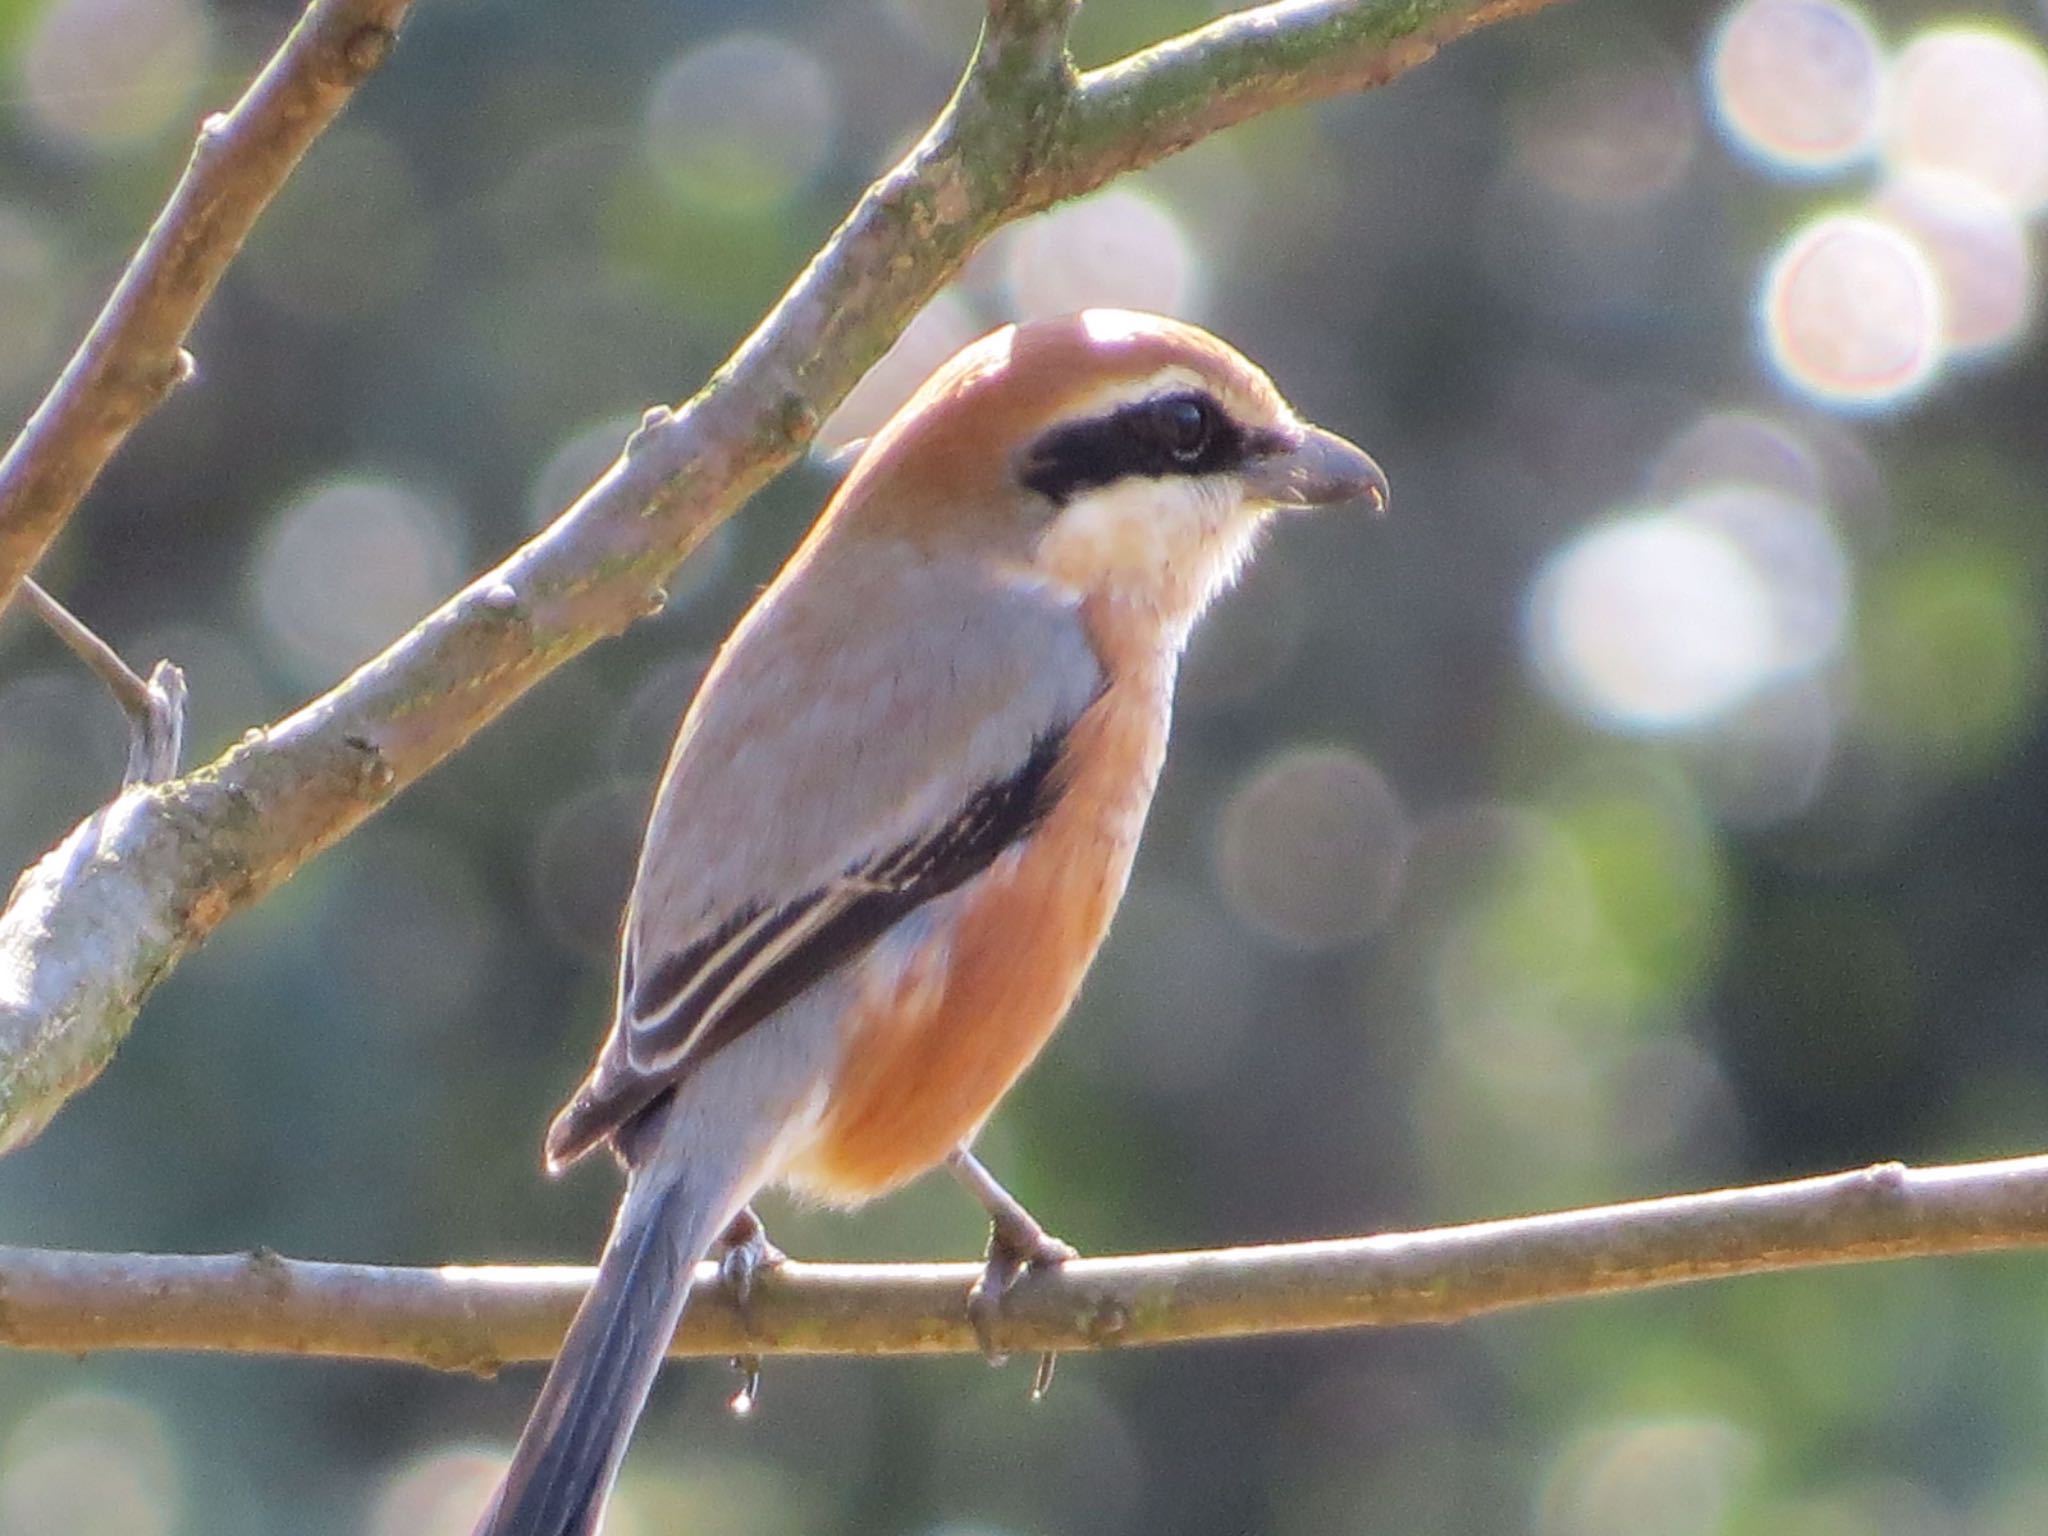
2,0,2047,1530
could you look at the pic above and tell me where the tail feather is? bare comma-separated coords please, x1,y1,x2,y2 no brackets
474,1175,722,1536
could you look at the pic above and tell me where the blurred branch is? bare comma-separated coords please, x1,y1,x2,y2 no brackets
0,0,1569,1150
5,1157,2046,1369
0,0,410,615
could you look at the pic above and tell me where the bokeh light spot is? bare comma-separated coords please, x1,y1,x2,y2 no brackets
1214,746,1408,951
1531,484,1850,739
1001,189,1204,322
0,1390,180,1536
17,0,213,156
1696,486,1851,672
1538,1417,1759,1536
1707,0,1885,173
1536,516,1771,730
1516,58,1697,206
1885,27,2048,215
370,1448,508,1536
1685,677,1841,827
644,34,837,215
1761,212,1944,408
1645,410,1825,506
251,476,467,686
1875,173,2033,356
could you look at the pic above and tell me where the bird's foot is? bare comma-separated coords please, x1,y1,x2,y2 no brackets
967,1207,1075,1397
947,1145,1072,1395
710,1206,784,1417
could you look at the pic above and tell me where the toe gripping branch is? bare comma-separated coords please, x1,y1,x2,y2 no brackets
950,1146,1074,1398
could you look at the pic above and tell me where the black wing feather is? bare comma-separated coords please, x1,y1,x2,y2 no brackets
628,724,1073,1080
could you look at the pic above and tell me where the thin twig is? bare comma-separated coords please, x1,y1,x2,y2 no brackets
4,1157,2045,1371
15,580,186,784
0,0,411,615
0,0,1570,1150
17,579,153,717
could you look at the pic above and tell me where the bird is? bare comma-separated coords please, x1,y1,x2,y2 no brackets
473,308,1388,1536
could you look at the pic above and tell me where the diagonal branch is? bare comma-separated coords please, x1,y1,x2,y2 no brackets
17,580,187,785
0,0,1573,1150
0,0,412,615
1042,0,1552,205
5,1157,2045,1370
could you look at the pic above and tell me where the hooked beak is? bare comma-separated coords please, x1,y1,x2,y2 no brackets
1245,424,1389,514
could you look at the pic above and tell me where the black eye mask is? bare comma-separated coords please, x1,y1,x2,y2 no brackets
1018,391,1284,505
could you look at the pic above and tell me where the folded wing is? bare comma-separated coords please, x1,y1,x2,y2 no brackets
546,552,1102,1169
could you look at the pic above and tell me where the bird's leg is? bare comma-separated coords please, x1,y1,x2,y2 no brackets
947,1145,1075,1389
709,1205,784,1416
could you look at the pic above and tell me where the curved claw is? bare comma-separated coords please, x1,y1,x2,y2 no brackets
966,1222,1076,1380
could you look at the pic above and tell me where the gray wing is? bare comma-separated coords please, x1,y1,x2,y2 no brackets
545,551,1101,1167
623,723,1072,1073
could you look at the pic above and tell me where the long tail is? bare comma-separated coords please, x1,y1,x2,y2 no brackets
472,1163,729,1536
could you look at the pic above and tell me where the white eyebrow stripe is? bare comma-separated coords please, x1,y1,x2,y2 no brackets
1045,367,1211,427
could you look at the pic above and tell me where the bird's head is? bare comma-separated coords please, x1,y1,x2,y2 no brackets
824,309,1387,629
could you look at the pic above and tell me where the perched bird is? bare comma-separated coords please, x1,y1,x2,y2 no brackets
474,309,1387,1536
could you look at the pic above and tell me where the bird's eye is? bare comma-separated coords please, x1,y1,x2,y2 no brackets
1155,396,1213,463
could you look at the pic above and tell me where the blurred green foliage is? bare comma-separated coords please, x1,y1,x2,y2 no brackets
2,0,2048,1532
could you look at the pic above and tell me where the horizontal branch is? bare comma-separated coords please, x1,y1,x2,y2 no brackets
6,1157,2046,1371
0,0,412,614
0,0,1571,1149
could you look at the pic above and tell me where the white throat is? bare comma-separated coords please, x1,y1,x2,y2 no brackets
1032,475,1268,641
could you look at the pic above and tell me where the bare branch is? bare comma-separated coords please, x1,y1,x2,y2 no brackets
4,1157,2044,1370
15,580,186,784
0,0,1571,1148
1042,0,1557,204
0,0,411,614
